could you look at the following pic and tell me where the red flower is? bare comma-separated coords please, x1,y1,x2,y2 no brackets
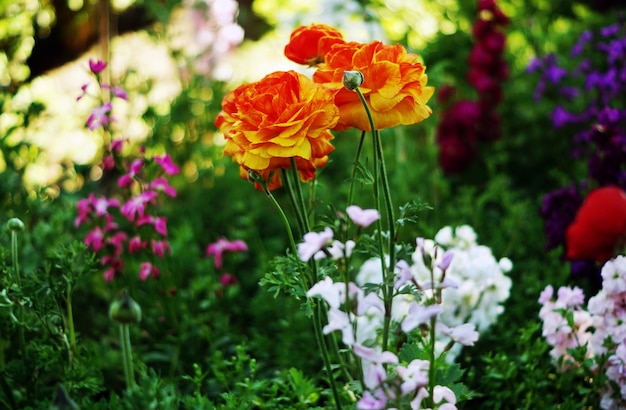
284,24,345,66
566,186,626,262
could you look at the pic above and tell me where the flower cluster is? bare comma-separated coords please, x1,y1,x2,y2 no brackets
305,236,466,408
436,0,509,174
216,23,433,189
539,256,626,409
302,218,512,408
357,225,512,362
533,23,626,279
75,60,180,281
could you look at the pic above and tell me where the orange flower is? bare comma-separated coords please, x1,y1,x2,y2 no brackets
284,24,345,66
313,41,434,131
216,70,339,190
566,186,626,262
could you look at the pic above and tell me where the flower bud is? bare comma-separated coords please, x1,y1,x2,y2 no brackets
343,70,364,90
7,218,24,232
247,169,262,184
109,289,142,324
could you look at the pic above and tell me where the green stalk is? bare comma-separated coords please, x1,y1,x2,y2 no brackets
11,230,25,357
354,88,396,352
65,282,76,361
289,158,311,233
281,169,307,237
345,130,367,211
120,323,136,390
262,173,343,409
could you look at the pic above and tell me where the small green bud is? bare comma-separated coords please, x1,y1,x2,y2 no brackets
7,218,24,232
247,169,262,184
343,70,364,90
109,289,142,324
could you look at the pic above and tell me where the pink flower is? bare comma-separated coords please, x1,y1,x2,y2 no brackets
396,359,430,395
85,227,105,251
108,232,128,255
150,177,177,197
401,302,443,333
357,389,387,410
110,138,125,153
352,344,398,389
86,102,112,130
297,227,333,262
136,215,168,236
438,322,479,346
76,83,89,101
346,205,380,228
75,198,93,227
206,237,248,269
92,195,120,216
121,191,158,221
139,262,160,280
151,240,171,258
118,159,143,188
154,154,180,175
101,83,128,100
89,59,106,74
220,273,238,287
323,308,354,346
129,236,147,253
307,276,341,309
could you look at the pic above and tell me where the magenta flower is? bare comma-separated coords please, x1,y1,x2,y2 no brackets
92,195,120,216
85,227,105,252
150,177,177,197
118,159,143,188
89,59,106,74
206,237,248,269
129,236,148,253
151,240,171,258
75,198,93,227
101,83,128,100
110,138,125,153
154,154,180,175
76,83,89,101
297,227,333,262
121,191,158,221
86,102,112,130
139,262,160,281
108,232,128,255
220,273,238,287
346,205,380,228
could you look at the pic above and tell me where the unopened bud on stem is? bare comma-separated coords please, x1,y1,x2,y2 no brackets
343,70,364,90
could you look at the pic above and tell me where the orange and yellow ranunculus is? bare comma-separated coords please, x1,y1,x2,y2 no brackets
313,41,434,131
216,70,339,190
284,24,345,66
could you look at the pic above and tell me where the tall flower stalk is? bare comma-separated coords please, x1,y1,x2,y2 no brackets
7,218,25,357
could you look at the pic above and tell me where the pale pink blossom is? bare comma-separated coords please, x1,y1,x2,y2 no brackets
206,237,248,269
347,205,380,228
298,227,333,262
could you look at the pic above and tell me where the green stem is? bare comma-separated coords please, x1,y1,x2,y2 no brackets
11,231,25,357
354,88,396,352
312,301,343,410
290,158,311,233
265,189,300,263
281,169,307,237
65,283,76,362
345,130,367,210
120,323,136,390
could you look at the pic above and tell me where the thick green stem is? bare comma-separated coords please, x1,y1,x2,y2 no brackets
11,231,25,357
120,324,136,390
290,158,311,233
281,169,307,238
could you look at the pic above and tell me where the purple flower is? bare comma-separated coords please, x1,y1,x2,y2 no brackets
540,184,583,250
357,389,387,410
572,30,593,57
86,102,112,130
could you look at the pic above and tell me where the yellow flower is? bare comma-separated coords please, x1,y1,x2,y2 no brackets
313,41,434,131
216,70,339,190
